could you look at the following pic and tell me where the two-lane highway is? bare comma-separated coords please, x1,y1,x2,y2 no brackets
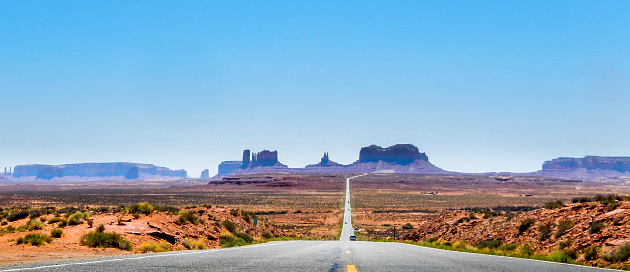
340,174,366,241
0,173,616,272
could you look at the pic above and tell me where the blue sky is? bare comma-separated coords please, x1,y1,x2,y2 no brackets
1,1,629,176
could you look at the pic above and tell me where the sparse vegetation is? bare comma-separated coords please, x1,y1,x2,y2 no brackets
235,233,254,243
67,212,90,225
554,219,573,239
544,200,563,209
80,231,132,251
558,240,571,250
6,210,29,222
47,217,63,224
139,241,171,253
129,202,155,215
603,244,630,263
16,233,53,246
178,211,199,225
539,222,553,241
402,223,414,229
518,219,535,235
50,228,63,238
475,239,502,249
584,246,599,261
181,238,207,250
588,221,604,234
220,234,247,248
222,219,236,233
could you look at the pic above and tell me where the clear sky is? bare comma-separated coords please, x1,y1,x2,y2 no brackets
1,1,629,176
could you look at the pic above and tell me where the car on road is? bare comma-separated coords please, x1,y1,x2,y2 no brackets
349,236,356,241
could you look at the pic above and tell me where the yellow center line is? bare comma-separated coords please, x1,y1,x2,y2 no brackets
346,250,351,253
347,264,358,272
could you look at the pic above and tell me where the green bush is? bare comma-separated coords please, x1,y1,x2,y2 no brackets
80,231,132,251
57,219,68,227
518,219,535,235
588,221,604,234
500,244,517,252
554,219,573,239
607,202,621,212
47,217,63,224
558,240,571,250
219,234,245,248
427,237,439,243
563,249,577,260
402,223,414,230
67,212,90,225
544,200,563,209
28,220,44,230
139,241,170,253
222,219,236,233
16,233,53,246
539,222,553,241
584,246,599,261
572,197,591,203
230,209,240,217
235,233,254,244
178,211,199,225
6,210,29,222
181,238,207,250
475,239,502,249
129,202,155,215
548,252,571,263
96,224,106,232
17,225,28,232
603,244,630,262
50,228,63,238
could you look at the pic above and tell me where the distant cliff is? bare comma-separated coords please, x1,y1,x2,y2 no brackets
538,156,630,179
218,161,242,175
214,145,445,178
12,163,187,180
359,144,428,165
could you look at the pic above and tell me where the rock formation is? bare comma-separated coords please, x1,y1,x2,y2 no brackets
12,163,187,180
359,144,429,165
321,152,330,165
218,161,242,175
249,150,280,167
241,150,251,169
125,166,139,179
200,169,210,179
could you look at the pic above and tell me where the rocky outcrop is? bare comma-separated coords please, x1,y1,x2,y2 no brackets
12,163,187,180
200,169,210,179
218,161,242,175
359,144,429,165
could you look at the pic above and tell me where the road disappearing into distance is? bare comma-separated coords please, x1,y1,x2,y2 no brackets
1,174,614,272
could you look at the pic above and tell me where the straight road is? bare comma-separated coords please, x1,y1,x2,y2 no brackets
340,174,366,241
1,173,614,272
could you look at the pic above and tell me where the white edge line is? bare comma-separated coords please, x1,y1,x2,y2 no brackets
398,242,620,271
0,240,298,271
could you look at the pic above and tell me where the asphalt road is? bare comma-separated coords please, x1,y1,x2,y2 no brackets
0,174,616,272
